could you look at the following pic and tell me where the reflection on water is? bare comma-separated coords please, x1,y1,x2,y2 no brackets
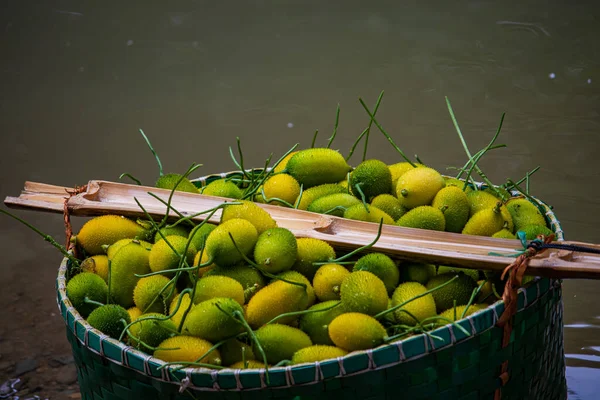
1,1,600,398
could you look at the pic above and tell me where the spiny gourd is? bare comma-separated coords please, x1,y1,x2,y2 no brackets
299,301,346,345
462,203,505,237
253,227,298,274
155,173,199,194
76,215,152,256
343,204,395,225
396,167,445,209
220,201,277,235
148,235,197,275
437,303,488,322
399,262,436,285
219,339,255,367
353,253,399,295
127,306,143,322
245,274,310,328
188,223,216,253
292,238,336,280
277,270,316,307
284,148,352,188
274,150,298,173
253,324,313,365
192,275,245,306
297,183,347,210
182,297,245,342
370,194,407,221
201,179,243,199
519,224,555,240
328,313,387,351
203,264,266,301
467,190,514,232
425,272,477,313
80,255,109,282
492,228,516,239
291,345,348,365
349,159,392,200
260,173,300,206
307,193,361,217
431,186,470,233
128,313,177,351
390,282,437,326
506,198,547,232
154,336,222,366
168,292,192,328
388,162,425,189
229,360,269,369
312,264,350,302
340,271,388,316
444,177,474,193
396,205,446,231
203,218,258,267
437,266,480,283
108,242,152,308
66,272,108,318
87,304,131,339
153,225,190,243
133,275,178,314
106,238,152,260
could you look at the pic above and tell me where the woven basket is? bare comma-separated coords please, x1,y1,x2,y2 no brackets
56,172,568,400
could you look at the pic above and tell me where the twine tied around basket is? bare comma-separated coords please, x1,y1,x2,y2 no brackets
493,232,555,400
63,184,87,258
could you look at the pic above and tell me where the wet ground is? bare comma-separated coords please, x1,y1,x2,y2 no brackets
1,1,600,399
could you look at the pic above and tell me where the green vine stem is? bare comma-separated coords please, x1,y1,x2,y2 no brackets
313,219,383,266
138,128,164,177
265,301,341,325
362,90,385,162
259,188,296,208
119,173,142,185
311,129,319,148
326,104,341,149
358,97,416,167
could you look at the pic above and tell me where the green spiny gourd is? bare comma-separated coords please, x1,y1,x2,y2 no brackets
203,218,258,267
297,183,347,210
425,272,477,313
353,253,399,295
220,200,277,235
462,203,505,237
201,179,243,199
431,186,470,233
390,281,437,326
388,162,425,189
396,205,446,231
261,173,301,206
203,264,266,302
291,345,348,365
307,193,361,217
399,262,436,285
182,297,245,342
128,313,177,352
285,148,352,188
154,335,222,366
188,223,217,253
349,159,393,200
133,275,178,314
148,235,197,276
370,194,408,221
76,215,152,256
343,204,395,225
87,304,131,339
153,225,190,243
253,324,313,365
219,339,255,367
328,313,387,351
80,255,110,283
292,238,336,281
506,198,548,232
312,264,350,302
340,271,388,316
299,300,347,345
108,242,152,308
155,173,199,194
192,275,245,306
253,227,298,274
66,272,108,318
396,167,445,209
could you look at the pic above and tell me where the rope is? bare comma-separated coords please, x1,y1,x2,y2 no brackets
63,184,87,259
493,233,555,400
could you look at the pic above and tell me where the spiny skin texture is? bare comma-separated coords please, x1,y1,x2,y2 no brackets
292,238,336,281
155,173,199,194
391,282,437,326
182,298,245,342
396,167,445,209
492,228,516,239
350,159,392,200
291,345,348,365
328,313,386,351
388,162,426,189
201,179,243,199
127,307,143,322
188,223,216,253
313,264,350,302
133,275,177,314
467,191,514,232
153,225,190,243
274,151,298,173
297,184,347,210
371,194,408,221
87,304,131,339
506,198,547,232
276,270,316,307
219,339,255,367
192,275,245,306
353,253,399,295
399,262,436,285
299,301,346,345
261,173,300,206
220,201,277,235
154,336,221,366
203,264,266,301
253,227,298,274
308,193,361,217
285,148,352,188
432,186,470,233
253,324,313,365
148,235,197,275
437,266,479,282
340,271,388,316
396,206,446,231
204,218,258,267
80,255,109,282
128,313,177,352
66,272,108,318
519,224,555,240
169,293,192,327
343,204,395,225
426,273,477,313
462,207,504,237
437,304,488,322
108,243,151,308
76,215,151,256
443,177,474,193
245,275,310,329
106,238,152,260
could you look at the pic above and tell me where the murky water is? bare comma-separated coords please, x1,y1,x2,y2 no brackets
1,1,599,398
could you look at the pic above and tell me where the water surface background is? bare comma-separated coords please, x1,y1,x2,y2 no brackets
1,1,599,398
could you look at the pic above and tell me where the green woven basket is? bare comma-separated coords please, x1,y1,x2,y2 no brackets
56,172,567,400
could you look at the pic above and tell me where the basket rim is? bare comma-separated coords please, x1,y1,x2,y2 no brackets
57,171,565,392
